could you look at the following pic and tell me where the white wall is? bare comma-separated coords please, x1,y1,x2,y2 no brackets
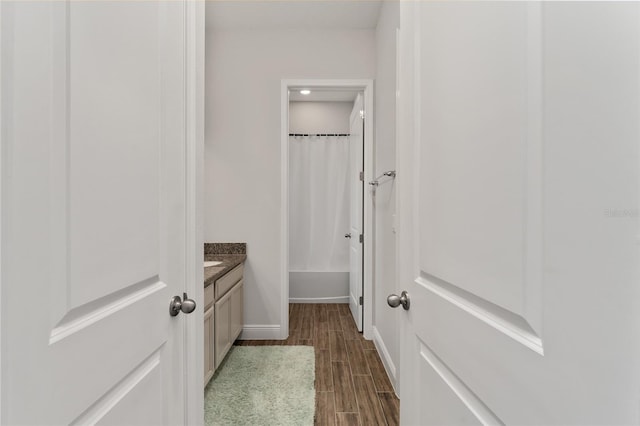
372,0,400,391
205,29,375,337
289,101,354,134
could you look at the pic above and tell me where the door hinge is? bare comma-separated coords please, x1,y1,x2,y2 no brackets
359,171,364,181
359,234,364,244
359,296,363,305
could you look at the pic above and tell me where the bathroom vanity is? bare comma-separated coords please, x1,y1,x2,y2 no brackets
203,243,246,387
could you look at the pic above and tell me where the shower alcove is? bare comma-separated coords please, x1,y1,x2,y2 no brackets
288,97,356,303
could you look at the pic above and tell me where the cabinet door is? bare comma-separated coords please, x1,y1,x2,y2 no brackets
214,291,232,369
230,280,244,341
204,305,214,386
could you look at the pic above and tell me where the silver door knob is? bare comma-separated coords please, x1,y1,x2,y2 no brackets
387,291,410,310
180,293,196,314
345,233,352,239
169,293,197,317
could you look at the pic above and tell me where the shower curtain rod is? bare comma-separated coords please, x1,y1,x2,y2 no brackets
289,133,350,137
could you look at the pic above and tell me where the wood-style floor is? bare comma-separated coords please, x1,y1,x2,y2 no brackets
236,303,400,426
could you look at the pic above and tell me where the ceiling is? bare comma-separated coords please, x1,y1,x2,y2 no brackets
206,1,383,30
289,89,359,102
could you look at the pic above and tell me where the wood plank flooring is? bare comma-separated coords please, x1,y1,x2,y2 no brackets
236,303,400,426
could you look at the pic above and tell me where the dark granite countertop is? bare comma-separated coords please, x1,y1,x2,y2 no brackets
204,253,247,288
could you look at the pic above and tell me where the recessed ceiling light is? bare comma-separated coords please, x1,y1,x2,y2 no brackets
300,89,311,95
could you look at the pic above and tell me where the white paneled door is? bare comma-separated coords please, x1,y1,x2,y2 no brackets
397,2,640,424
348,94,364,331
1,1,202,424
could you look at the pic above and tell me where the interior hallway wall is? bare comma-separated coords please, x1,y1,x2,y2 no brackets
373,0,400,391
205,29,375,337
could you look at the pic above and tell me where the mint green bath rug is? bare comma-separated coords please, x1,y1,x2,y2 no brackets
204,346,315,426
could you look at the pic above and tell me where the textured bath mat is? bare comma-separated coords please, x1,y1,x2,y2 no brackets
204,346,315,426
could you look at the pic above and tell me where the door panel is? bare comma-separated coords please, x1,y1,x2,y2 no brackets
419,3,531,318
72,350,164,426
349,94,364,330
398,2,640,424
215,293,232,369
204,305,215,385
417,1,542,352
69,1,162,306
416,342,494,426
1,2,191,423
231,281,244,340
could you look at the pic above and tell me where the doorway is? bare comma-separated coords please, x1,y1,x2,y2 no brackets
280,80,374,339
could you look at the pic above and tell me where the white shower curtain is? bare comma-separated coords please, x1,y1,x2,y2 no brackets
289,135,350,272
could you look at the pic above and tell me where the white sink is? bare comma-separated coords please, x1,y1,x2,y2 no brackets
204,261,223,267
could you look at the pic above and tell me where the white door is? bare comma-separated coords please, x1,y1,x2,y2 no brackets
348,94,364,331
397,2,640,424
1,1,202,424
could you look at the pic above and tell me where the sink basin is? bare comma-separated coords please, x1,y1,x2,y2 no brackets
204,261,223,267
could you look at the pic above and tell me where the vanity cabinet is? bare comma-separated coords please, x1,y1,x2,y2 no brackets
215,279,244,369
214,267,244,369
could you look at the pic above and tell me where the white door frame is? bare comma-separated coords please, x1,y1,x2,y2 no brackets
280,79,375,340
0,1,204,423
184,0,205,424
0,3,5,420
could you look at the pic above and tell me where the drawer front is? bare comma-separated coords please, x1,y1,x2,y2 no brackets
204,283,215,309
215,263,243,300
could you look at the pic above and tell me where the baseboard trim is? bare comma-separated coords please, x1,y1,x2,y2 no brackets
289,296,349,304
238,324,281,340
372,326,398,394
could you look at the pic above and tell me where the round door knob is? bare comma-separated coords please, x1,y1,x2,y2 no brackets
345,233,352,239
169,293,197,316
180,293,196,314
387,291,410,310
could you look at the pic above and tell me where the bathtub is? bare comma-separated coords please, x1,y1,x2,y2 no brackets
289,271,349,303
